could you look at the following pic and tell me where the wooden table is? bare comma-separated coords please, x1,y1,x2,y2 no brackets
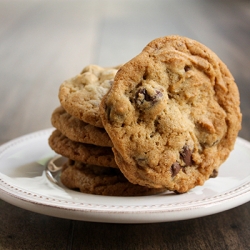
1,0,250,249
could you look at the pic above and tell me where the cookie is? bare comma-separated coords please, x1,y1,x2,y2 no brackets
51,106,113,147
60,160,167,196
48,129,118,168
59,64,120,128
100,35,242,193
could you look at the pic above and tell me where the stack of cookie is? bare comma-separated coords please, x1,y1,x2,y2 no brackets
49,35,242,196
49,65,167,196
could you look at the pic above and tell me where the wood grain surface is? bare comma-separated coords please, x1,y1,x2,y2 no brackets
0,0,250,249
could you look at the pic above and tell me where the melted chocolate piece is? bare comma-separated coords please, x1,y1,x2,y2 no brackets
135,88,163,106
184,65,191,72
180,145,193,166
209,169,218,178
171,162,182,177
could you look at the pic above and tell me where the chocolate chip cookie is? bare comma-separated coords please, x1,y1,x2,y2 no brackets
100,35,242,193
59,64,119,128
48,130,118,168
51,106,112,147
61,160,167,196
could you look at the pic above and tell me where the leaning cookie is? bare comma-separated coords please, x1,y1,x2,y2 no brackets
59,64,120,128
48,129,118,168
100,35,242,193
51,106,113,147
61,160,167,196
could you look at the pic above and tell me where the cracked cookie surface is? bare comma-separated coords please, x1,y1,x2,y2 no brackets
100,35,242,193
61,160,167,196
59,64,119,128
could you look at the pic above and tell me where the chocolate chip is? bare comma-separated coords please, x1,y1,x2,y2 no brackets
135,88,163,106
136,88,150,103
171,162,181,177
174,190,186,194
68,159,75,166
184,65,191,72
209,169,218,178
180,145,193,166
143,72,148,80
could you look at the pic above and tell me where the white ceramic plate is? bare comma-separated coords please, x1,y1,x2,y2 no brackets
0,128,250,224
